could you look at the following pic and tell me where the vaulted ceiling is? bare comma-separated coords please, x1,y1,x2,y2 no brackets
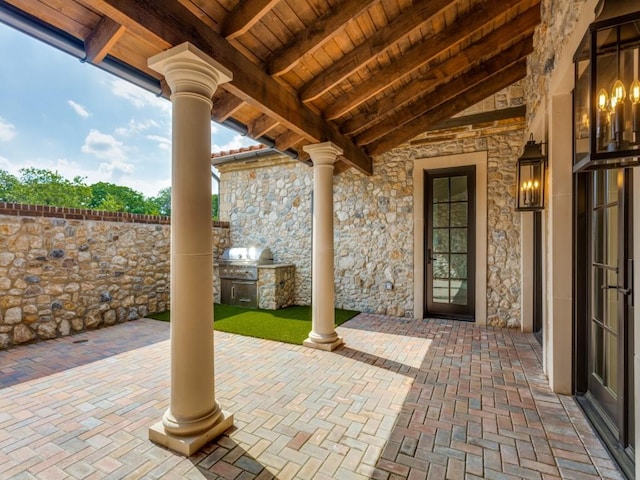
0,0,541,174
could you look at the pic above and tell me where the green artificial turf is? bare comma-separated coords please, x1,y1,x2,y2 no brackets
149,304,359,345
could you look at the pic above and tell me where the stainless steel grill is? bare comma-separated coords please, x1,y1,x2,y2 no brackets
219,246,273,308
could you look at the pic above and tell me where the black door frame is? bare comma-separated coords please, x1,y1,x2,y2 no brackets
424,165,476,320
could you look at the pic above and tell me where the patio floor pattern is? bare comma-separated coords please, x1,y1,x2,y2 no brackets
0,314,625,479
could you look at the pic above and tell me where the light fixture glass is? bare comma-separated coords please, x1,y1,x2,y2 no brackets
516,136,546,211
573,0,640,172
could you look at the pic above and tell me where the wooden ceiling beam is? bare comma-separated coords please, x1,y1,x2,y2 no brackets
212,93,245,122
100,0,372,175
366,60,527,155
275,131,304,151
299,0,455,103
267,0,377,76
354,37,533,146
340,7,540,134
326,0,530,121
221,0,281,40
248,115,279,138
84,16,125,63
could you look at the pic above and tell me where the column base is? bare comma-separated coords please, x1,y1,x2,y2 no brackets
303,336,344,351
149,411,234,456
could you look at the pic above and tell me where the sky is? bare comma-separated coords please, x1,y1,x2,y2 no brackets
0,22,256,197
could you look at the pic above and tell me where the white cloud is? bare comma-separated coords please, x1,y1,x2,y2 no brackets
211,134,257,154
146,134,171,151
0,116,16,141
67,100,91,118
110,78,171,113
115,118,160,137
81,129,134,176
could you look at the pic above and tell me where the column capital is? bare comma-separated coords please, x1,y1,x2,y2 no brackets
303,142,343,166
149,42,232,97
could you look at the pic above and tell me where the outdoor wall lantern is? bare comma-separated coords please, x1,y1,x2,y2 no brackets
516,135,546,211
573,0,640,172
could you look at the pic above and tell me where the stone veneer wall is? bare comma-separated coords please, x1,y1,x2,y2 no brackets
0,203,230,350
525,0,589,125
219,113,525,325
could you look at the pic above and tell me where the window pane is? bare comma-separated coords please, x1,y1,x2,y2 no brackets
450,254,467,279
433,204,449,227
450,280,467,305
433,229,449,253
606,205,617,268
450,228,467,253
450,176,468,201
433,279,449,304
605,330,618,396
593,208,604,264
433,254,449,279
592,322,604,381
433,178,449,203
605,270,618,333
450,203,467,227
593,267,604,323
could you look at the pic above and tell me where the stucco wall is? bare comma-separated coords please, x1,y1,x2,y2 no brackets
0,203,230,350
219,116,525,324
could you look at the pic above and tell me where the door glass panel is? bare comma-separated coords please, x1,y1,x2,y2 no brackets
433,279,449,303
593,267,604,322
594,170,606,206
450,229,467,253
434,204,449,227
450,176,468,201
433,229,449,253
450,254,467,279
592,322,604,381
607,170,618,204
605,331,618,395
593,209,604,264
450,203,467,227
450,280,467,305
433,254,449,279
433,178,449,203
605,270,618,332
606,206,618,266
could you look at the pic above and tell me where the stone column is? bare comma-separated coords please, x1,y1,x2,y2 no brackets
303,142,344,351
147,43,233,456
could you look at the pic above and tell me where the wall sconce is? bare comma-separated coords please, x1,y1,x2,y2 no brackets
573,0,640,172
516,135,546,211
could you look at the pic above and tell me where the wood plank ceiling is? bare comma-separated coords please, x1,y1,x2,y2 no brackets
1,0,541,175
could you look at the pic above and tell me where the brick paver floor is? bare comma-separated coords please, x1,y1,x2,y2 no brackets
0,314,624,479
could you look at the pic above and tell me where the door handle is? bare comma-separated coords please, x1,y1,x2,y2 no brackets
600,284,631,295
427,248,435,264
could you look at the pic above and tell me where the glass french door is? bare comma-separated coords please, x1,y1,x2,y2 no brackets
424,166,475,320
579,168,635,478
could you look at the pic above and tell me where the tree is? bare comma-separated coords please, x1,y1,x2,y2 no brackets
212,194,219,220
89,182,157,214
0,170,19,202
13,168,92,207
149,186,171,216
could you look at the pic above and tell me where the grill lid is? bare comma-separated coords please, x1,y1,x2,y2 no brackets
221,245,274,265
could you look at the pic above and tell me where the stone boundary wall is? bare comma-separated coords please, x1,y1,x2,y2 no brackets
0,204,230,350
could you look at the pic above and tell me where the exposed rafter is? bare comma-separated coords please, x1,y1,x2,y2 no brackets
221,0,281,40
84,15,125,63
99,0,373,174
366,60,527,155
212,93,244,122
267,0,377,76
248,115,279,138
324,0,530,121
275,131,304,151
341,33,536,136
354,37,534,146
299,0,455,103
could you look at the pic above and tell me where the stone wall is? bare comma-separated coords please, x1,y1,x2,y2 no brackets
0,203,230,350
219,117,525,325
525,0,590,125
